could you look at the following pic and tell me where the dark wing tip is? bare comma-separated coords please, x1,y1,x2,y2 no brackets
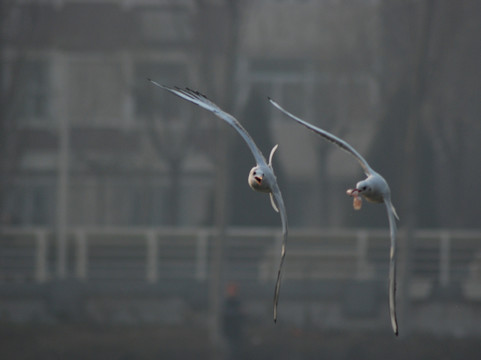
183,87,208,99
148,82,205,97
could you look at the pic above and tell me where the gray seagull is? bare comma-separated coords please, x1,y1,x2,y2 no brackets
269,97,399,336
149,80,288,323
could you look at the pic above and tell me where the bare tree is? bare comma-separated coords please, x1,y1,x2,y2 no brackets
419,0,481,227
142,104,195,226
379,0,481,229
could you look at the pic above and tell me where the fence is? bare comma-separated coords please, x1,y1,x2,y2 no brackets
1,227,480,301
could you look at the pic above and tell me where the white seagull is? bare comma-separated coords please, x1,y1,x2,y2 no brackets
149,80,288,323
269,97,399,336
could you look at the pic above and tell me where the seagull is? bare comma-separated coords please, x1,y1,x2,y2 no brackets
148,80,288,323
269,97,399,336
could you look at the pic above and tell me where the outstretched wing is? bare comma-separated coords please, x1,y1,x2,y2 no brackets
268,144,280,212
384,197,399,336
270,181,288,323
149,80,267,166
269,98,373,176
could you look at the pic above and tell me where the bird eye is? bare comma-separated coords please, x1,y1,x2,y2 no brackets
362,186,367,191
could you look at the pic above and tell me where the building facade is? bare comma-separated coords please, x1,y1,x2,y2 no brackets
1,0,383,229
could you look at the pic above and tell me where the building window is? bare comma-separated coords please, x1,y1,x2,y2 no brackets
66,59,124,127
128,180,166,226
7,59,50,122
2,179,55,226
136,8,193,44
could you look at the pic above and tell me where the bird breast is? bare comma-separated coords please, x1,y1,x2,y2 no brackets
362,191,384,203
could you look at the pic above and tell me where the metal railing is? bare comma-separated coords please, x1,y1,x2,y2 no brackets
1,227,480,300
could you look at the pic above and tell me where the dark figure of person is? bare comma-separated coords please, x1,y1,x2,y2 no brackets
222,283,244,360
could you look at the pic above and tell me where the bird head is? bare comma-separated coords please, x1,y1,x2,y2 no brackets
355,180,372,196
351,178,384,203
248,166,270,193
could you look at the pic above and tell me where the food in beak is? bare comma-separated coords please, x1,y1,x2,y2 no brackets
353,195,362,210
346,189,362,210
346,188,359,196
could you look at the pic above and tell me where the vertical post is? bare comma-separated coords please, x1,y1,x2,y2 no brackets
196,230,208,281
356,230,369,280
75,230,87,280
54,53,69,279
439,231,450,287
35,230,48,283
146,230,158,283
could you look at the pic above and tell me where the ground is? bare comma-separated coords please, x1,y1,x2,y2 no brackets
1,323,480,360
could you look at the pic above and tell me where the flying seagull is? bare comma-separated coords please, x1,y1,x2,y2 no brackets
269,97,399,336
149,80,288,323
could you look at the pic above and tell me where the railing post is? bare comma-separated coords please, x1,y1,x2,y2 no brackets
35,230,48,283
196,230,208,281
75,230,88,280
439,231,450,287
356,230,370,280
146,230,158,283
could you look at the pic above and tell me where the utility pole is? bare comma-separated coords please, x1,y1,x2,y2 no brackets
203,1,240,358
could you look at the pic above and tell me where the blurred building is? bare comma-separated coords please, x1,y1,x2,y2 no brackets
1,0,383,229
1,0,217,228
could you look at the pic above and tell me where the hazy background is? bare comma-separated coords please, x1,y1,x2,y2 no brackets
1,0,481,359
